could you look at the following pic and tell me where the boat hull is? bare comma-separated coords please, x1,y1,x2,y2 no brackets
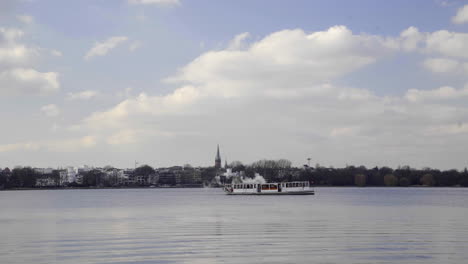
225,190,315,195
223,181,314,195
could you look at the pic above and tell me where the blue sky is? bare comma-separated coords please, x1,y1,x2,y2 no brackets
1,0,468,169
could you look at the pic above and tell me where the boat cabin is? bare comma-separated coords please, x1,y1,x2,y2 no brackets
223,181,313,195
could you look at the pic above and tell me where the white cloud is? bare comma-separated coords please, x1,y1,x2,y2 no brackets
452,4,468,24
8,25,465,168
107,129,139,145
41,104,60,117
0,142,40,152
337,87,374,101
16,15,34,24
426,123,468,135
0,136,97,153
436,0,453,7
85,86,199,129
129,41,142,52
117,87,133,98
400,26,424,52
422,57,461,73
128,0,180,6
330,127,358,137
48,136,97,152
166,26,397,98
400,27,468,59
0,27,38,65
0,68,60,95
83,26,403,135
0,27,60,96
425,30,468,58
227,32,250,50
84,36,128,60
405,86,468,102
50,49,62,57
67,90,99,100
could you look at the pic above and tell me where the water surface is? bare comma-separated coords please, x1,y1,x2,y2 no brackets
1,187,467,263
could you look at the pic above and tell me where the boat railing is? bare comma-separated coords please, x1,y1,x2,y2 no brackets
224,181,313,189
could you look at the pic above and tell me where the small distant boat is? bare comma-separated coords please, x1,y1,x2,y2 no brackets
223,181,314,195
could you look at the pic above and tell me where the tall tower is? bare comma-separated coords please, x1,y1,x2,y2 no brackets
215,144,221,169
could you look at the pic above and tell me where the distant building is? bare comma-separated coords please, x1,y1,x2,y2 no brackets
59,170,69,185
180,166,202,185
215,144,222,169
66,167,77,183
158,168,181,186
33,168,54,175
36,176,57,187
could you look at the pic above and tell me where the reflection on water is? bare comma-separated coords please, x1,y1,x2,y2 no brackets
1,188,468,263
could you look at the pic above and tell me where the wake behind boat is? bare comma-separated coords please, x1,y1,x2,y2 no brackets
223,181,314,195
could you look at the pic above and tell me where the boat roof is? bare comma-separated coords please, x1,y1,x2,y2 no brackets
225,181,309,185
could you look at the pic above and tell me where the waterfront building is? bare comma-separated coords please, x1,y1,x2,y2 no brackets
36,176,57,187
33,168,54,175
66,167,77,183
59,170,69,185
157,167,183,186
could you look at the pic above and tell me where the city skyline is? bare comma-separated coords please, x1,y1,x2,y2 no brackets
1,0,468,170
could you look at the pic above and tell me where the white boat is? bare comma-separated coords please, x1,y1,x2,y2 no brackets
223,181,314,195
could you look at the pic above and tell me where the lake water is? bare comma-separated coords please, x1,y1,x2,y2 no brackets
1,187,467,264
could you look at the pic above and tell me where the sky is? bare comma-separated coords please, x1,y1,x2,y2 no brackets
1,0,468,170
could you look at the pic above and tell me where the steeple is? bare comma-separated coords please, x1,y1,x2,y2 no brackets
215,144,221,169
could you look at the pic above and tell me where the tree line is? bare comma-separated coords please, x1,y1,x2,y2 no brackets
2,162,468,189
228,161,468,187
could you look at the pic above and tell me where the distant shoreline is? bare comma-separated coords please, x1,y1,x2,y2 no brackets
1,185,466,191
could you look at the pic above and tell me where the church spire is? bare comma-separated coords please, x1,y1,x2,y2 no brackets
215,144,221,169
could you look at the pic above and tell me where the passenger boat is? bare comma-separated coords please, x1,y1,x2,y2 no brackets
223,181,314,195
